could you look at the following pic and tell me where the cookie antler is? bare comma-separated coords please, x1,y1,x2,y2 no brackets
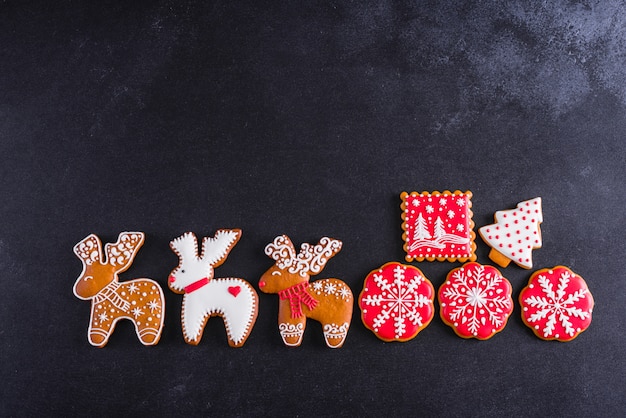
170,232,200,263
104,232,144,272
200,229,242,267
74,234,102,266
293,237,342,276
265,235,297,270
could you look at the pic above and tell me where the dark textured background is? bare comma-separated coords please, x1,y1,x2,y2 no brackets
2,1,625,416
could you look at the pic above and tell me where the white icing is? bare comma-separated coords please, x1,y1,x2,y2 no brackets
169,230,240,291
278,322,305,346
523,271,590,338
170,230,257,346
181,278,257,345
479,197,542,268
323,322,350,348
265,235,341,278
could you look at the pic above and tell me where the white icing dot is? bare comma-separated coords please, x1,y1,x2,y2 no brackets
535,325,539,329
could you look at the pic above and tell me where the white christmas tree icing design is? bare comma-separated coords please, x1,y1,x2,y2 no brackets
438,263,513,339
402,191,475,262
479,197,542,269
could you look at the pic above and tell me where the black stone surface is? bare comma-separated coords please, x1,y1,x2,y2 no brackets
1,1,625,416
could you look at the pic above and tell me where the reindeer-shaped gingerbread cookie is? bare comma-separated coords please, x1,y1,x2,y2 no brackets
168,229,258,347
73,232,165,347
259,235,353,348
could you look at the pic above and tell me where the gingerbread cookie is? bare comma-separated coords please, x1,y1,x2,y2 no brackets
259,235,353,348
438,262,513,339
169,229,258,348
73,232,165,347
401,190,476,262
359,262,435,342
479,197,543,269
520,266,593,341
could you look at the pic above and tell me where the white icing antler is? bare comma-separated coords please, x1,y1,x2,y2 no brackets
265,235,297,270
265,236,342,278
201,229,241,267
74,234,102,266
170,232,200,263
104,232,144,271
293,237,342,277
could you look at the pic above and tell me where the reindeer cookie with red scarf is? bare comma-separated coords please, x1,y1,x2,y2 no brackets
73,232,165,347
259,235,353,348
168,229,258,347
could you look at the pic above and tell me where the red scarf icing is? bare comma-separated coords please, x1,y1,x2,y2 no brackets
278,282,318,318
185,277,210,294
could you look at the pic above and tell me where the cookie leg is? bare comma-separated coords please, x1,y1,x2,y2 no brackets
88,322,113,348
322,322,349,348
278,319,306,347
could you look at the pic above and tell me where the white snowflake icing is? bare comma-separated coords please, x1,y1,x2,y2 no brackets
339,287,351,299
441,265,510,337
324,283,337,295
131,307,144,318
411,199,420,207
426,205,434,214
128,283,139,294
312,282,323,291
523,271,590,338
456,224,465,232
147,300,160,313
97,312,109,323
439,198,447,206
447,210,455,219
361,265,431,339
456,198,465,207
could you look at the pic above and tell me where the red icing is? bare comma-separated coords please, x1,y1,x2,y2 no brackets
184,277,210,294
438,262,513,340
359,262,435,342
228,286,241,297
402,191,473,261
520,266,594,341
278,282,318,318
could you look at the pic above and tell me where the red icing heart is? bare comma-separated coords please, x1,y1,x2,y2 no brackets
228,286,241,297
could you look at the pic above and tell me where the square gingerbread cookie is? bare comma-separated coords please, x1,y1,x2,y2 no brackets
401,190,476,263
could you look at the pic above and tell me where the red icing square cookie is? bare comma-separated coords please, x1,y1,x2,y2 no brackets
359,262,435,342
401,190,476,262
438,262,513,340
520,266,594,341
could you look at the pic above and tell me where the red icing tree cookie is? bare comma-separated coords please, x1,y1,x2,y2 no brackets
359,262,435,342
479,197,542,269
401,190,476,262
438,262,513,340
520,266,594,341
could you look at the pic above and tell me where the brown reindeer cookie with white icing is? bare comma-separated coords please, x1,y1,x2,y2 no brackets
73,232,165,347
259,235,353,348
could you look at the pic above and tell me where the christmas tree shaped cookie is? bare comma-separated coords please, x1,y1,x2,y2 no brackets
479,197,542,269
401,190,476,262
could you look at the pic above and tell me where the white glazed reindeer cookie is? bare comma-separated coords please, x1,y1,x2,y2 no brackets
168,229,258,347
73,232,165,347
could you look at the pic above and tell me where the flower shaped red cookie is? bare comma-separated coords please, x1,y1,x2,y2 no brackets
439,262,513,340
520,266,594,341
359,262,435,342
